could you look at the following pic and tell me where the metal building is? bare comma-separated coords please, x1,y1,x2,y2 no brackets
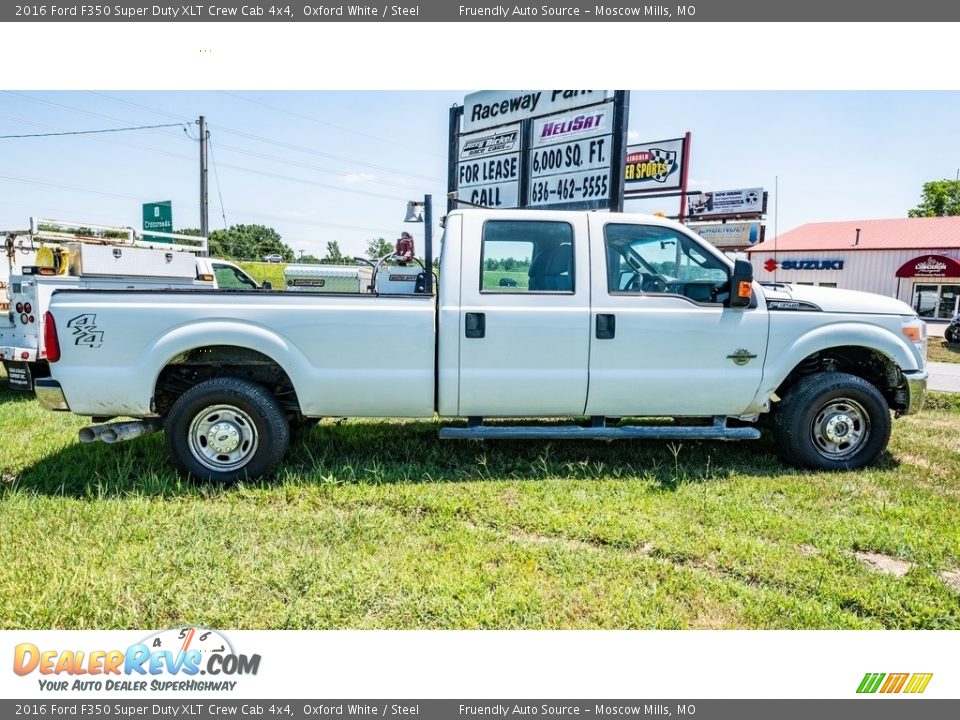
746,217,960,322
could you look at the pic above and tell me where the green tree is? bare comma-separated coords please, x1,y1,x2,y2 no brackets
206,224,293,262
366,237,394,260
909,180,960,217
322,240,354,265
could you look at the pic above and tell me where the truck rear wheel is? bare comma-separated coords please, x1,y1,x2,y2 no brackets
165,377,289,484
773,372,891,471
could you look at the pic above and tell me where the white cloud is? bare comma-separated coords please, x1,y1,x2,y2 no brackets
627,129,640,142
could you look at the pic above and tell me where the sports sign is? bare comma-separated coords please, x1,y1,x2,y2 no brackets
450,90,627,212
687,188,764,219
624,138,685,192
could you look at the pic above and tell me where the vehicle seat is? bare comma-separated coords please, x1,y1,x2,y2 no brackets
528,243,573,291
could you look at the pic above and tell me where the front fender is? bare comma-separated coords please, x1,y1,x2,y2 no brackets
755,320,921,406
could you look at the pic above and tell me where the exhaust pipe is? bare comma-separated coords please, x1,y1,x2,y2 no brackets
80,419,161,444
79,424,111,443
101,419,162,444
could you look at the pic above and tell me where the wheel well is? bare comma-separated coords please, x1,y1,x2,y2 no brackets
776,346,908,413
154,345,300,417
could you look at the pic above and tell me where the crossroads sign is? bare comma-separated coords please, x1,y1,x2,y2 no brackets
142,200,173,243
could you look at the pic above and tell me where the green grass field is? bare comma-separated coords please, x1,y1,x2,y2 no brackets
238,261,286,289
1,370,958,630
928,340,960,364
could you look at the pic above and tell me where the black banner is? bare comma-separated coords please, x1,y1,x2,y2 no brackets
4,0,960,22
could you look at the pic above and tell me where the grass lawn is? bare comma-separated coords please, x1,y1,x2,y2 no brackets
1,371,958,630
238,261,286,289
928,340,960,364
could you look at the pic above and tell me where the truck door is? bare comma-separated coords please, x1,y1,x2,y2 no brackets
586,216,769,417
457,213,591,417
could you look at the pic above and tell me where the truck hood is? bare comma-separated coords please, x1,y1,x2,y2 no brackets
761,283,915,316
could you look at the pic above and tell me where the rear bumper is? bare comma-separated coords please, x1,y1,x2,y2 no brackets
903,370,928,416
35,378,70,412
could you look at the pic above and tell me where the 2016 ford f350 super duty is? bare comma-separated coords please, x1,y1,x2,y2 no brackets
36,209,928,483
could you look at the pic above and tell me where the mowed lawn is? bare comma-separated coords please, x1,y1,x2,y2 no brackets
928,340,960,364
1,371,959,630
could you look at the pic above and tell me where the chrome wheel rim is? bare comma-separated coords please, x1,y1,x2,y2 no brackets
188,404,259,472
811,398,870,460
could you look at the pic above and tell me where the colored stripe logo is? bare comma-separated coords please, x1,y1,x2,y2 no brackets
857,673,933,694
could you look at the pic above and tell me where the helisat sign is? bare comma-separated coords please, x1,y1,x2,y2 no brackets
451,90,628,212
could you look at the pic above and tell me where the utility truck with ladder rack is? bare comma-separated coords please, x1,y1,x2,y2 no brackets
37,209,928,482
2,218,259,390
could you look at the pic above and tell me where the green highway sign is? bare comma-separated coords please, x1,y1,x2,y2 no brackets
142,200,173,242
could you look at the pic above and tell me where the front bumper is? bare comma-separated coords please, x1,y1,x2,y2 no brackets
35,378,70,412
903,370,928,416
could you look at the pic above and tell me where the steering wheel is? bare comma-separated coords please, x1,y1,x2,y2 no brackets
640,273,667,293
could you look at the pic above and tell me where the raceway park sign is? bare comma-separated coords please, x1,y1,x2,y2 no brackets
452,90,626,212
462,90,612,133
624,138,685,192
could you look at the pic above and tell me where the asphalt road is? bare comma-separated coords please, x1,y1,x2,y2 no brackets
928,361,960,393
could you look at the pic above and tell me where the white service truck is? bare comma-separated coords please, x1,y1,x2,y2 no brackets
2,218,260,390
37,209,928,482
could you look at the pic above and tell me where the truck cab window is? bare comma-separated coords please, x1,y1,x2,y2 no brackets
213,264,258,289
604,224,729,304
481,220,574,293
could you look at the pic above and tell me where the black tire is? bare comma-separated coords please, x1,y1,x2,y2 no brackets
165,377,289,484
946,325,960,344
773,372,891,471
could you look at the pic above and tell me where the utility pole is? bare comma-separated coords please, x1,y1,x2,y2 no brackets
199,115,209,255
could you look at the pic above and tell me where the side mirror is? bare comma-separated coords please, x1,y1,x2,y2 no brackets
729,259,753,308
262,281,272,291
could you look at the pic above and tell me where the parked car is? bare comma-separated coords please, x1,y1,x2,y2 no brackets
946,312,960,344
38,209,928,482
262,253,284,263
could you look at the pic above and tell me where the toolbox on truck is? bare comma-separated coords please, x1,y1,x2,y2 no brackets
69,243,198,279
284,264,373,293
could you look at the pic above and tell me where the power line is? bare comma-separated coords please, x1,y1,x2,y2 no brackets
87,90,443,183
0,122,185,139
208,138,228,229
20,91,442,188
218,90,441,157
0,173,400,236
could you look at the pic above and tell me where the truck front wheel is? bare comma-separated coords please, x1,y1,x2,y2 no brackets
773,372,892,471
165,377,289,483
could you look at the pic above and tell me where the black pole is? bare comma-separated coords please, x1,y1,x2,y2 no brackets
423,193,433,295
447,105,462,214
199,115,209,255
610,91,630,213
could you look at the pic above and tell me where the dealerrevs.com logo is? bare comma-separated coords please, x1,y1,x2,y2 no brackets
13,628,260,692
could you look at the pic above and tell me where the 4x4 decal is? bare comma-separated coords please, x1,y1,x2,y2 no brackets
66,313,104,348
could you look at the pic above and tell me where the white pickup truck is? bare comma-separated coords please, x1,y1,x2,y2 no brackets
37,209,928,483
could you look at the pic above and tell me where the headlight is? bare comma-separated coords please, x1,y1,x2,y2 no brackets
902,318,927,360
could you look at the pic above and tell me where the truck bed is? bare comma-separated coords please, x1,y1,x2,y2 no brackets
48,289,436,418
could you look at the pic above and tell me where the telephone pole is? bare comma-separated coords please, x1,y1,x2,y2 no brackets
199,115,209,254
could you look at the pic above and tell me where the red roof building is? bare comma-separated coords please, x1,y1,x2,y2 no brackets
746,217,960,320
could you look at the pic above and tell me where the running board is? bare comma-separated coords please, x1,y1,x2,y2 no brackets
439,417,761,441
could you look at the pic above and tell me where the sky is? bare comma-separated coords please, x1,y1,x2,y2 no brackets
1,90,959,259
